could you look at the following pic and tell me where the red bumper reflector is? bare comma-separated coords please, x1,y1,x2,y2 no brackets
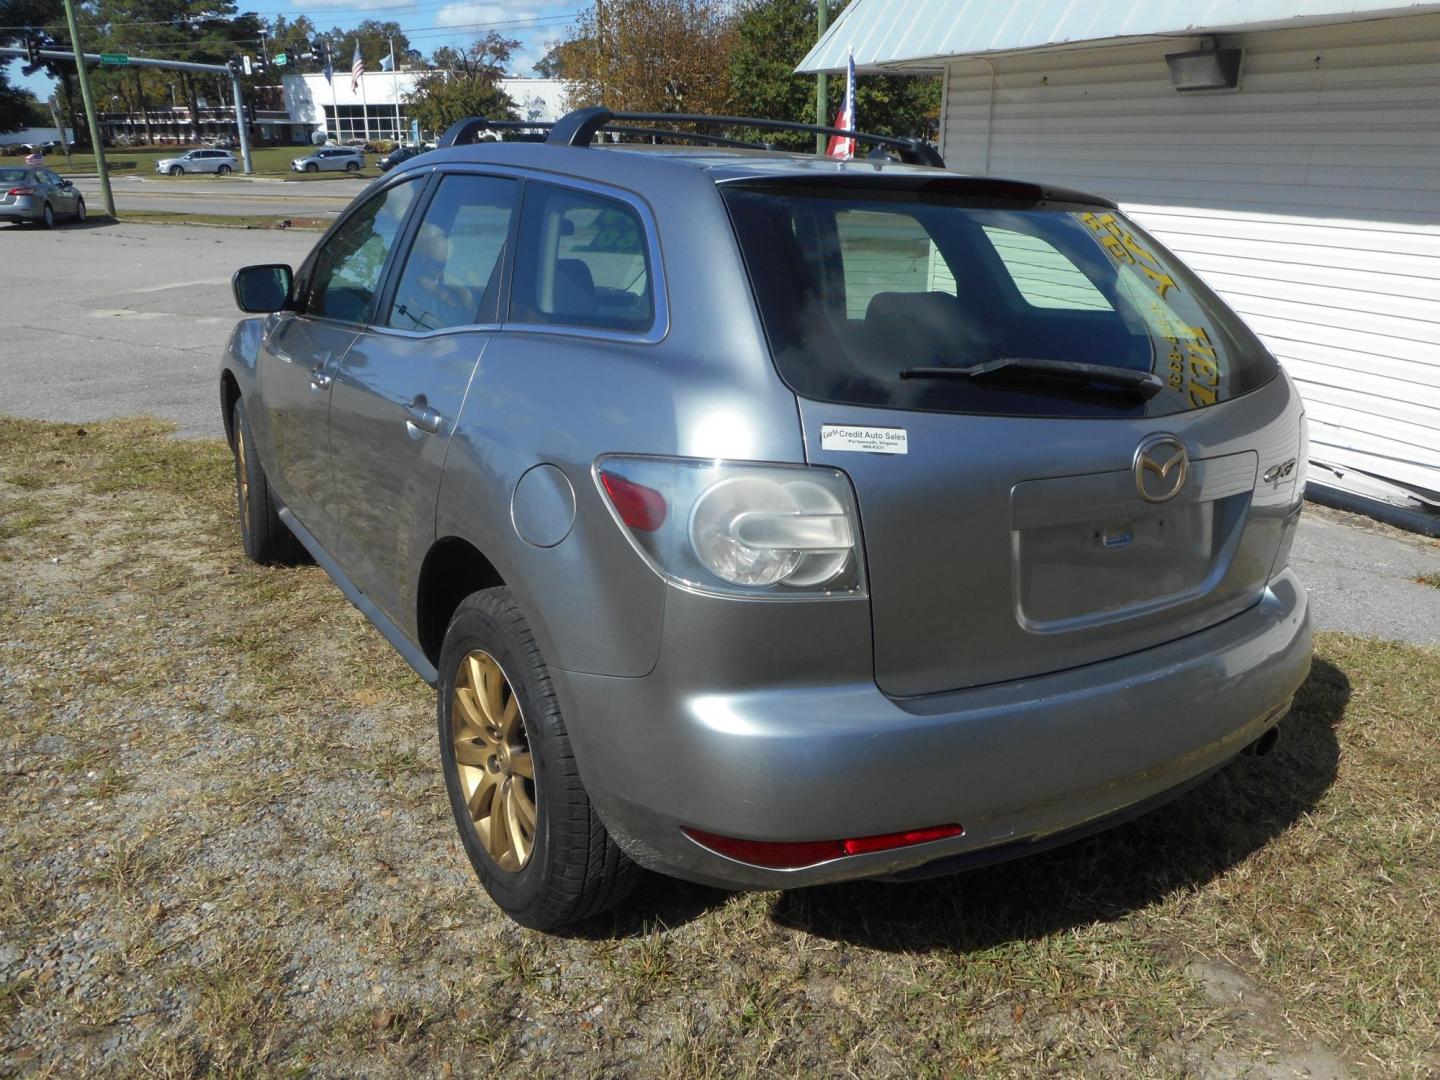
683,823,963,870
599,470,667,531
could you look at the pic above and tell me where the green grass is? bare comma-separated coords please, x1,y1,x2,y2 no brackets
1418,571,1440,589
1,414,1438,1077
37,144,380,180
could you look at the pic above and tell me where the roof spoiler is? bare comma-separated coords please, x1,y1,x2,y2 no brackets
439,107,946,168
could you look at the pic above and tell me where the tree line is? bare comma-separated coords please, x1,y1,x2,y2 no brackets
2,0,938,149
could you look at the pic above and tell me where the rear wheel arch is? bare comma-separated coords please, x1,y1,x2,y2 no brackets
417,537,506,665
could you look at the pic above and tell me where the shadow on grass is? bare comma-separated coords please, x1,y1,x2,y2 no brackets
768,658,1350,951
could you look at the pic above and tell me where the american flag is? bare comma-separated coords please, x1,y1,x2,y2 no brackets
826,49,857,159
350,43,364,93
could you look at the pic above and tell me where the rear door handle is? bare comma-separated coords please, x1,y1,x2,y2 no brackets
405,396,443,434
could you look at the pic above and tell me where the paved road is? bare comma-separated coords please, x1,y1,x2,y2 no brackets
1,219,314,438
1290,507,1440,646
2,222,1437,645
70,174,361,217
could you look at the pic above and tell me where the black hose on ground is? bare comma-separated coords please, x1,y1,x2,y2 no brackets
1306,483,1440,539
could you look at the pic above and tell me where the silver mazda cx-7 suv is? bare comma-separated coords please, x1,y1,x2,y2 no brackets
223,107,1312,928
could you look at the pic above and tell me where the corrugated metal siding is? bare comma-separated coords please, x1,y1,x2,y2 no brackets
941,14,1440,498
797,0,1440,73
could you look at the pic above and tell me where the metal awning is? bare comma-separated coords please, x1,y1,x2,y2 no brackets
796,0,1440,72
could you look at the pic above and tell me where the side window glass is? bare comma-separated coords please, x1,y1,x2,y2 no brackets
510,183,653,333
387,174,517,332
304,178,420,324
835,209,957,319
981,226,1112,311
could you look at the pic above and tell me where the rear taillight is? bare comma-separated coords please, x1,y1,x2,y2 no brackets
595,456,865,597
683,824,964,870
6,187,36,197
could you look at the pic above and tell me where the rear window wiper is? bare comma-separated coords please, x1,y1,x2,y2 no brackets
900,357,1164,400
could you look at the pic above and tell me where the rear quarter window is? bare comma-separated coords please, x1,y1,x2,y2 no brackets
509,182,654,334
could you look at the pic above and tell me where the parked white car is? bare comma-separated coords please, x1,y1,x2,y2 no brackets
291,146,365,173
156,149,238,176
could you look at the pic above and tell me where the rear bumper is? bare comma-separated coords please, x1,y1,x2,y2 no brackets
554,570,1311,890
0,200,41,221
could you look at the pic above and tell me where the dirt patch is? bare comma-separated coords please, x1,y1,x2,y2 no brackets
2,417,1437,1077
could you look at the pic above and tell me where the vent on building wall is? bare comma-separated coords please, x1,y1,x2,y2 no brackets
1165,47,1243,91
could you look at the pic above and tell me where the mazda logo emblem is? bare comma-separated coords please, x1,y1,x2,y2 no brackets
1134,434,1188,503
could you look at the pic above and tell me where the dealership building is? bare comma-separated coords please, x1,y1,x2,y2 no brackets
97,73,566,148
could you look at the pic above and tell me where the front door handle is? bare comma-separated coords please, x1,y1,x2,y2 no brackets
309,361,332,391
405,396,443,434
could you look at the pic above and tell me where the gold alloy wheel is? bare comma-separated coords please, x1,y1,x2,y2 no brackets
235,423,250,527
452,650,537,871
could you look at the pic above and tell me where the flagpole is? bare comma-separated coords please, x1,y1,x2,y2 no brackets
389,37,402,143
359,43,370,143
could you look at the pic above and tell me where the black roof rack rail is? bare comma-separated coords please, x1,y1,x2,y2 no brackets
548,106,945,168
438,116,554,147
439,107,944,166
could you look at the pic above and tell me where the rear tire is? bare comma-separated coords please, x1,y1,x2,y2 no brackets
217,164,232,176
438,588,640,929
230,398,304,565
345,161,359,173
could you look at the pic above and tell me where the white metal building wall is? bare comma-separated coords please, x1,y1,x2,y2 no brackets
940,14,1440,502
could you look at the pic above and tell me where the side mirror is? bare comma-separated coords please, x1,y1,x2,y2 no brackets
232,264,294,314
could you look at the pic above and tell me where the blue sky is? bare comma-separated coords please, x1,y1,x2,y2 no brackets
10,1,583,101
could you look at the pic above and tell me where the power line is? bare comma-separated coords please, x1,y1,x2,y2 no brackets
0,9,581,33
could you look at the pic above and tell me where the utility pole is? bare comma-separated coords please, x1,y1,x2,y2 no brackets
61,0,115,217
815,0,829,154
229,69,254,173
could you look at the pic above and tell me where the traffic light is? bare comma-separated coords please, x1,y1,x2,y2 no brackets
24,34,42,65
252,53,268,76
227,53,243,77
311,37,330,67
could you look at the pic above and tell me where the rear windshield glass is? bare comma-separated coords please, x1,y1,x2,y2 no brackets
721,183,1278,419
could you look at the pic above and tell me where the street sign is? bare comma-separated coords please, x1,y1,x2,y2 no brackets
410,118,420,145
99,53,129,66
273,52,288,67
242,55,253,76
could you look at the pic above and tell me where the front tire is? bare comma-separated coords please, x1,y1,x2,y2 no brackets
230,398,303,565
73,196,86,223
439,588,639,929
40,202,54,228
304,162,318,173
169,165,183,176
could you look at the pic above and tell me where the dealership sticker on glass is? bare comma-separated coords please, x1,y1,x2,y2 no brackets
820,425,908,455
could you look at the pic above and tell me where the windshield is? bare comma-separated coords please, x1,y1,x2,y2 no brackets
721,183,1278,419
